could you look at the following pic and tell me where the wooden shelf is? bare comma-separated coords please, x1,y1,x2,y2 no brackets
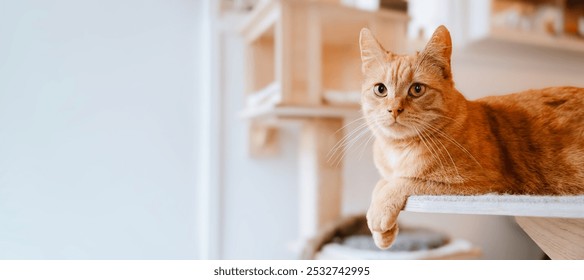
405,194,584,218
240,103,360,120
243,83,361,120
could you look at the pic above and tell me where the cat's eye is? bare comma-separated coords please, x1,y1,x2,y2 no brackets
408,83,426,98
373,83,387,97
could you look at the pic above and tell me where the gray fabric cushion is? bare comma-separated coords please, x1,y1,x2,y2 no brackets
338,228,449,252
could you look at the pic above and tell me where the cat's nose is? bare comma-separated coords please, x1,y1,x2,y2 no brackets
388,107,404,119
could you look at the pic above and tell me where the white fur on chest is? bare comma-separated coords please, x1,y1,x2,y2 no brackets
379,145,421,177
374,139,426,179
386,147,412,169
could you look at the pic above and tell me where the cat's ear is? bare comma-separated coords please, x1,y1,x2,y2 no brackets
420,25,452,78
359,28,388,73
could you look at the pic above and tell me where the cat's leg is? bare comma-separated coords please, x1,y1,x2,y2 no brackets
366,179,409,249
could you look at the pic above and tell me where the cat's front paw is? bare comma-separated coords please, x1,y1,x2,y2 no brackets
367,179,408,249
372,226,399,249
366,206,399,249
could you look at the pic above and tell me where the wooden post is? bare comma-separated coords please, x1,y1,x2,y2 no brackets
516,217,584,260
281,1,322,106
298,118,344,239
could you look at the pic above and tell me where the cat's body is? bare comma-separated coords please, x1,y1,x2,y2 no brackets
373,87,584,195
360,26,584,249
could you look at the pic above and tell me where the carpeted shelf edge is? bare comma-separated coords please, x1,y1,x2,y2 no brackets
404,194,584,218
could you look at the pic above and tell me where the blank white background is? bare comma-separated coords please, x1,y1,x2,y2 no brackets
0,0,201,259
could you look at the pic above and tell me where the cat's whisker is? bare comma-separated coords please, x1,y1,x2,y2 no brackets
414,125,448,177
358,131,376,161
332,116,369,136
420,127,452,178
416,122,463,181
327,121,370,160
424,125,482,169
350,130,372,160
411,120,483,169
412,126,446,176
328,115,390,167
331,128,371,167
433,135,462,181
327,119,380,166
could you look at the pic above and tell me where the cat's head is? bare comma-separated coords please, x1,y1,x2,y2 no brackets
359,25,463,141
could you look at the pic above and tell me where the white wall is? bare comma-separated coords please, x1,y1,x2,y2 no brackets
219,33,300,259
0,0,201,259
453,41,584,99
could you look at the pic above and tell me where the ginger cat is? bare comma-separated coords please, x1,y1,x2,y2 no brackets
360,25,584,249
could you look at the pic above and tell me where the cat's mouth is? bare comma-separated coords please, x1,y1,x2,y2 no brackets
387,120,406,128
369,116,413,137
378,120,408,134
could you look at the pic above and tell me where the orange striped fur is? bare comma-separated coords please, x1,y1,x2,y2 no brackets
360,26,584,249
